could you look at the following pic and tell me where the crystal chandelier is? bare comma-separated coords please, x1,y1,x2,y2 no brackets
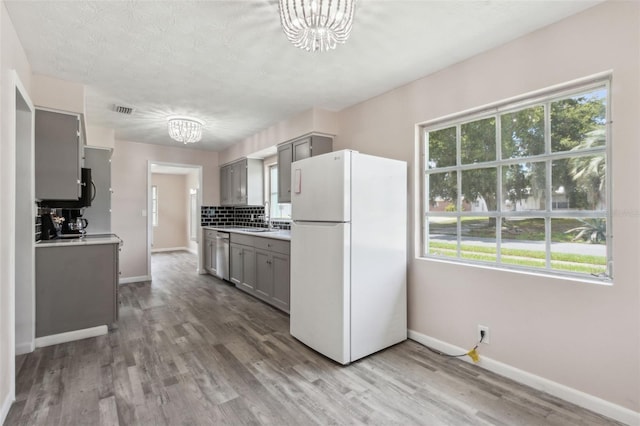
167,117,204,144
279,0,356,52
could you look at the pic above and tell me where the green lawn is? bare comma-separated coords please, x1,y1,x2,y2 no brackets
429,241,606,274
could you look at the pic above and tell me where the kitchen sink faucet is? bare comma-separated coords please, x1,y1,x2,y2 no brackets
263,201,274,230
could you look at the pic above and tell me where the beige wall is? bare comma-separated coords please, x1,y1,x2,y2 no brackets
151,173,188,250
111,139,217,279
0,1,32,420
337,1,639,414
86,125,115,149
31,74,84,114
219,108,340,165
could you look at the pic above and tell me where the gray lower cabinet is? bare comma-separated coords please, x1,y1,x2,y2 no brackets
35,242,119,337
35,108,83,200
278,135,332,203
204,229,217,275
231,233,290,313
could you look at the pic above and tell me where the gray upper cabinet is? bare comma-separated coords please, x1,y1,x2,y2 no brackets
277,143,293,203
35,108,82,200
278,135,332,203
82,147,112,233
220,158,263,206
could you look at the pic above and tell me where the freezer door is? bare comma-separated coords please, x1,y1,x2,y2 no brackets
290,221,351,364
291,150,351,222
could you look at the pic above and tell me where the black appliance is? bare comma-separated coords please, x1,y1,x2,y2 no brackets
39,168,93,208
59,209,88,236
39,213,57,240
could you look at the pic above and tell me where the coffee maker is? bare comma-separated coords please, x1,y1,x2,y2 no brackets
60,209,88,236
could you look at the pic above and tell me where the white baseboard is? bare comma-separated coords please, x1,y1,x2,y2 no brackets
119,275,151,284
1,390,13,426
408,330,640,426
35,325,107,348
151,247,189,253
15,340,34,355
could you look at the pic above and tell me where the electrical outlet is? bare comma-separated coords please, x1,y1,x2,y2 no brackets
478,325,490,344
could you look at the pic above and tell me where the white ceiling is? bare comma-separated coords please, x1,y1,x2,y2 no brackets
5,0,602,153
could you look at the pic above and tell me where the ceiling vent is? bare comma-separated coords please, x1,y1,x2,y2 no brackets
113,104,135,115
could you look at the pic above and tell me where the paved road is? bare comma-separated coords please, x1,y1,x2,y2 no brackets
431,235,606,256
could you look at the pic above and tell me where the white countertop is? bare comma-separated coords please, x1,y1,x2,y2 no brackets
204,226,291,241
36,234,123,248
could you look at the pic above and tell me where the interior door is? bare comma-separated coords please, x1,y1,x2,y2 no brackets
290,221,350,364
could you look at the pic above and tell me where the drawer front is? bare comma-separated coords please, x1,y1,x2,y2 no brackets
254,237,290,255
205,230,217,239
230,233,254,246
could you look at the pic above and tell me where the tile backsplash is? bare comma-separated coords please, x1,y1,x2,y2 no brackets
201,206,291,230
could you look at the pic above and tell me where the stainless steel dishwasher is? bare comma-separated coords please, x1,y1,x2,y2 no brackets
215,231,230,281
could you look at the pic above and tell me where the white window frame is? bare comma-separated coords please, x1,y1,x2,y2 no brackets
420,78,612,282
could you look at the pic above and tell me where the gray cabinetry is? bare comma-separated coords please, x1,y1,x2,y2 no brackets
231,233,290,313
278,135,332,203
220,158,263,206
230,233,256,292
83,147,112,233
220,164,232,205
204,229,217,275
35,108,82,200
35,242,119,337
277,143,293,203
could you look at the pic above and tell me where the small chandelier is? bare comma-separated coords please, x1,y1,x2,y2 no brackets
279,0,356,52
167,117,204,144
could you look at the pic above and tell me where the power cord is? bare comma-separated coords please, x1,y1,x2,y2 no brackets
425,330,485,363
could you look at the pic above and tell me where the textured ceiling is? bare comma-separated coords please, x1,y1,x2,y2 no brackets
5,0,602,152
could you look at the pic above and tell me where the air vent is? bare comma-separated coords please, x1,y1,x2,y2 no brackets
113,104,135,115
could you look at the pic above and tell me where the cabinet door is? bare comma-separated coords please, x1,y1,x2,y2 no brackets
271,253,290,313
277,143,293,203
220,165,231,206
240,246,256,293
204,238,212,272
255,249,273,301
292,137,311,162
233,160,247,205
230,243,243,286
35,109,81,200
209,237,218,275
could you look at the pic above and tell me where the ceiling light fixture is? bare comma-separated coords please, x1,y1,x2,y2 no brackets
279,0,356,52
167,117,204,144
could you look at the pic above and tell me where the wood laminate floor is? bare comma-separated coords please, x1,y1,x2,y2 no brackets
6,251,623,426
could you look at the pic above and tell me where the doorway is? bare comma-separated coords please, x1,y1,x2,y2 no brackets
146,162,202,277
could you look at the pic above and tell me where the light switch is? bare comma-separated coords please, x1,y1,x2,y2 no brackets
142,209,147,217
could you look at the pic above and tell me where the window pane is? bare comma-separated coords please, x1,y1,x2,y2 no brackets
501,106,545,158
461,217,496,262
461,117,496,164
427,127,456,169
551,89,606,153
551,218,607,275
552,156,606,210
501,217,546,268
502,162,546,211
461,168,497,211
427,217,457,258
427,171,457,212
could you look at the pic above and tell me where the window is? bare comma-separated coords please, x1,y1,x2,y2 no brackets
268,164,291,220
422,80,610,280
151,185,158,227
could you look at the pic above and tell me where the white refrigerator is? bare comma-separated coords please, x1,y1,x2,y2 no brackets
290,149,407,365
